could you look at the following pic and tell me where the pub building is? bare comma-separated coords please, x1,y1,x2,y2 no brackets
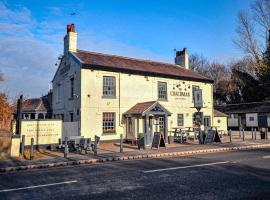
52,24,214,145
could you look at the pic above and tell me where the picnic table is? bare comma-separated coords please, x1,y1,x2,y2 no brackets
171,127,189,143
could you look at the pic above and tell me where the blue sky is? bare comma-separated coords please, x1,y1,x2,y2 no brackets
0,0,253,97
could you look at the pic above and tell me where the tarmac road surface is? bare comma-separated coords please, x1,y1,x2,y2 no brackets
0,148,270,200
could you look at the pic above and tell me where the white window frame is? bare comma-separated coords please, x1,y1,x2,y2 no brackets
103,76,116,98
103,112,116,134
158,81,167,100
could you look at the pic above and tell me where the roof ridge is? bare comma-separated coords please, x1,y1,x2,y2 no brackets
77,49,188,70
217,101,270,106
35,98,43,111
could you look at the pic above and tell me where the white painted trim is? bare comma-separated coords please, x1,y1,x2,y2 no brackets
143,161,229,173
0,180,77,193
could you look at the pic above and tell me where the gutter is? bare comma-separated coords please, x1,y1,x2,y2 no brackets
81,64,214,84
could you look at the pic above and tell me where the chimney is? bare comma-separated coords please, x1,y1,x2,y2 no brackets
64,24,77,54
175,48,189,70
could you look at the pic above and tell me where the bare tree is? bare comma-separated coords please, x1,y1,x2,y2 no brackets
252,0,270,33
189,53,209,72
229,56,257,78
234,11,261,64
235,0,270,66
190,54,230,83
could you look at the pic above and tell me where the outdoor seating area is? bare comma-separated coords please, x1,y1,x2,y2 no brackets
168,126,226,144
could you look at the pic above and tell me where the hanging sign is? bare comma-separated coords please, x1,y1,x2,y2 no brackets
194,89,203,108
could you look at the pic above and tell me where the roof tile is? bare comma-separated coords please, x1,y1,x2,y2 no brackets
74,50,213,83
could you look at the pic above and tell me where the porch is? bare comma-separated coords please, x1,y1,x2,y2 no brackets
123,101,171,146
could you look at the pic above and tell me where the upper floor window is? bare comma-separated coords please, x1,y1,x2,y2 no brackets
56,83,61,103
70,113,74,122
70,77,74,99
158,82,167,100
103,76,116,98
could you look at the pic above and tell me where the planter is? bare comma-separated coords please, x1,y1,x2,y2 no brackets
168,136,174,144
137,137,145,150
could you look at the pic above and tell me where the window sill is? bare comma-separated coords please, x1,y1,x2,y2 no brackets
102,131,116,135
158,99,168,102
102,96,117,99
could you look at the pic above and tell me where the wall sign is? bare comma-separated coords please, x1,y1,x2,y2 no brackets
20,120,62,145
170,82,191,99
170,91,190,97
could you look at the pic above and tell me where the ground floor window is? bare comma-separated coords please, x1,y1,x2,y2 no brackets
177,114,184,126
203,116,211,127
103,112,116,133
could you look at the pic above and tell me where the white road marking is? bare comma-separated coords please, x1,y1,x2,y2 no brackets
263,156,270,159
143,161,230,173
0,180,77,193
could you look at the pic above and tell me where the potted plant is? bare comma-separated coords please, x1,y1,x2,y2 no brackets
137,133,144,150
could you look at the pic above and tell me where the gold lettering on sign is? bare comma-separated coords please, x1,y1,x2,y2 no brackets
170,91,190,97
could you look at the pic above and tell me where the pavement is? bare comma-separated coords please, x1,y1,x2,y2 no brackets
0,133,270,173
0,149,270,200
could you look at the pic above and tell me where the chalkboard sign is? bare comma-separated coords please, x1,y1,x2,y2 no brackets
151,132,166,149
204,130,215,144
214,131,221,143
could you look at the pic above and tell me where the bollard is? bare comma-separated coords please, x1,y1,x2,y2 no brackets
120,134,123,153
242,128,245,141
94,135,98,156
229,129,232,143
30,138,34,160
64,137,68,158
255,128,257,140
21,135,25,157
239,128,241,138
266,128,269,140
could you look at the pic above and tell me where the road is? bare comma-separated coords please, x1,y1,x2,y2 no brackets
0,149,270,200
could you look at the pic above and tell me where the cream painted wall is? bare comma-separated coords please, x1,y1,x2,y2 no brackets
213,116,228,133
80,69,214,141
52,53,81,123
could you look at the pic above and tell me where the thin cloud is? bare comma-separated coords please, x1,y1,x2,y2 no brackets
0,2,168,98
